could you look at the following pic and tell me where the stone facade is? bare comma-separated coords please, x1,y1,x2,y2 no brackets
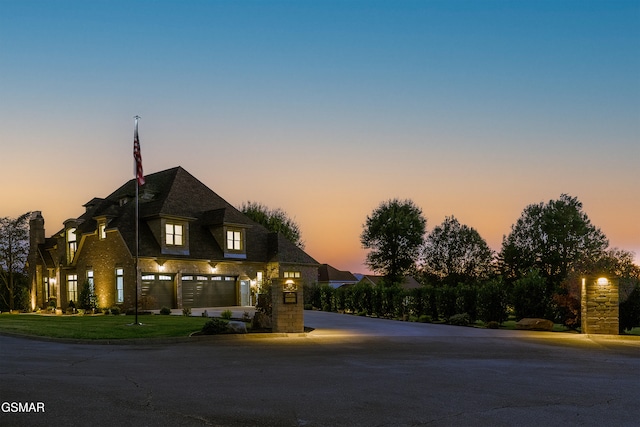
581,276,619,335
28,167,319,312
271,278,305,333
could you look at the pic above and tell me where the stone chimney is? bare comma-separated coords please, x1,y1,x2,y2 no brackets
29,211,45,249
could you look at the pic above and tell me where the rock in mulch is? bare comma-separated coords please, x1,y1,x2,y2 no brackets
227,321,247,334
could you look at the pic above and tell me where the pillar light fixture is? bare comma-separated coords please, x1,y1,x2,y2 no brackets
597,277,608,286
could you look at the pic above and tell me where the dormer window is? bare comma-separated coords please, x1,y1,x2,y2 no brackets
166,223,184,246
223,227,246,259
67,228,77,263
226,230,242,251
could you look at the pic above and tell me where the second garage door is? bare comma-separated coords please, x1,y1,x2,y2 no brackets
181,275,237,307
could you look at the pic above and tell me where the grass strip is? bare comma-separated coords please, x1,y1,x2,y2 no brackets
0,313,210,340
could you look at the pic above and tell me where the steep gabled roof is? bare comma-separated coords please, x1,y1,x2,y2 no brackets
74,166,318,265
318,264,358,282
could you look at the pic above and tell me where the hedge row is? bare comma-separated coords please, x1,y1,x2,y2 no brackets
304,280,508,324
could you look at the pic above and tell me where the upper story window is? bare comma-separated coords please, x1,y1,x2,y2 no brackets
166,223,184,246
226,230,242,251
284,271,301,279
67,228,77,263
98,222,106,240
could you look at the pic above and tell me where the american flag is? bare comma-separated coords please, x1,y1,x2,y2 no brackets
133,117,145,186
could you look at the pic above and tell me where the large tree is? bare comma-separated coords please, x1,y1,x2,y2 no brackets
0,212,31,311
361,198,426,285
240,201,304,249
499,194,608,289
421,215,494,286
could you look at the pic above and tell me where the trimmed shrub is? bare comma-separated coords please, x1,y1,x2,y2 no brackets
159,306,171,315
456,284,477,322
110,306,121,316
511,270,549,319
477,278,508,323
620,282,640,332
448,313,470,326
319,284,335,312
437,285,457,320
201,318,229,335
418,314,431,323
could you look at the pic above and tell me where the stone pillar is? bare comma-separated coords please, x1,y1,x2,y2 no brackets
581,276,619,335
271,278,304,333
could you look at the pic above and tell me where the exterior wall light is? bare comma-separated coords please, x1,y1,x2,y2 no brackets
597,277,609,286
284,279,297,291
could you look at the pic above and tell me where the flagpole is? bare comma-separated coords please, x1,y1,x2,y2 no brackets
133,115,141,326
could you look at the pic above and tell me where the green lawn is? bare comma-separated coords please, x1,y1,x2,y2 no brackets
0,313,211,340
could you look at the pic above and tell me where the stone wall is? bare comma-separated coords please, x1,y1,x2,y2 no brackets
581,277,619,335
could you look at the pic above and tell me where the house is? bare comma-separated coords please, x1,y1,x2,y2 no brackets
357,275,422,290
317,264,359,289
28,166,319,310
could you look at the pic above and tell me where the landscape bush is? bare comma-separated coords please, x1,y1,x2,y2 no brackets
110,306,121,316
159,306,171,315
477,278,508,323
448,313,471,326
619,282,640,332
201,318,228,335
182,307,192,317
221,309,233,320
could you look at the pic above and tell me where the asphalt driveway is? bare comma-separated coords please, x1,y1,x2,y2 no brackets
1,311,638,426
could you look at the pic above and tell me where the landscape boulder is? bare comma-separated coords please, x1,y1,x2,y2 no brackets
227,321,247,334
515,318,554,331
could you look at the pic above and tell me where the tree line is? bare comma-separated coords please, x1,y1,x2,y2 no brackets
352,195,640,331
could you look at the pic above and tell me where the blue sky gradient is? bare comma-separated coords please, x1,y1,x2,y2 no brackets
1,0,638,272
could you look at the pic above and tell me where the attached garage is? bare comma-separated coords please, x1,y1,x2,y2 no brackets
141,274,175,309
181,275,237,308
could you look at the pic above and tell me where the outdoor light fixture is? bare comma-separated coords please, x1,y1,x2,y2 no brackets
156,259,166,272
209,262,217,273
597,277,609,286
284,279,297,292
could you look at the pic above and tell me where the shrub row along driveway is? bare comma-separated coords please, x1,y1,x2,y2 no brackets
0,311,638,426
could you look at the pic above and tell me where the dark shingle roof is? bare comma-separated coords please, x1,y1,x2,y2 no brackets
318,264,357,282
76,166,318,265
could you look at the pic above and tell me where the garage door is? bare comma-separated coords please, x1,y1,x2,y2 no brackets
141,274,175,309
181,275,236,308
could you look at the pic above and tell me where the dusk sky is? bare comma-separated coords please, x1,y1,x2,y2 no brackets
1,0,638,273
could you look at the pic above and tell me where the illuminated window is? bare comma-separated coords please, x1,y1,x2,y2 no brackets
284,271,301,279
67,228,77,263
226,230,242,250
166,223,183,246
256,271,264,287
87,270,94,293
99,223,106,239
67,274,78,303
115,268,124,303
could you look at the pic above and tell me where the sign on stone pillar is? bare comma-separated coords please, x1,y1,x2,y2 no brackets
271,278,304,333
581,276,619,335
